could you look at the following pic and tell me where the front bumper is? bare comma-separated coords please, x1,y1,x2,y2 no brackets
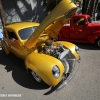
56,57,80,91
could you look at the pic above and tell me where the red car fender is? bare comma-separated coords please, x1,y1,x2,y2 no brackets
87,31,100,44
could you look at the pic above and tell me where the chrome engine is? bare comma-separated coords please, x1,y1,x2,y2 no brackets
41,40,76,74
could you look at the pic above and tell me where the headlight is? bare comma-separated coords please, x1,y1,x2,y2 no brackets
52,65,60,78
75,46,79,54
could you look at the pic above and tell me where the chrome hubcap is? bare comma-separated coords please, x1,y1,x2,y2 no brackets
31,71,41,83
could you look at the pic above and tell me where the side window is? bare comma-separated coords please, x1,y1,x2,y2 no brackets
74,18,86,25
74,18,80,25
7,30,18,40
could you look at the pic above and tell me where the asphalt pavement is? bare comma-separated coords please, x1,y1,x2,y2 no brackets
0,43,100,100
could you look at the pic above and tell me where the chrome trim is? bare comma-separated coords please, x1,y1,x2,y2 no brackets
56,58,80,91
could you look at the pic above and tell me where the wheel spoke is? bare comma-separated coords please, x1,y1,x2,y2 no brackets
31,71,41,83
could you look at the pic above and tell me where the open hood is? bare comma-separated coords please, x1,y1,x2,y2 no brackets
25,0,77,49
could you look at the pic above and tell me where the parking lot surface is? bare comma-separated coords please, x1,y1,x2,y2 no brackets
0,43,100,100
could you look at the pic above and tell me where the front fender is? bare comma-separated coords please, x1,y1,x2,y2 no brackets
54,41,79,60
25,52,64,86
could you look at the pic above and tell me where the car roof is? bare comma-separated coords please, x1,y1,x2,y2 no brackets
73,14,90,18
4,22,40,32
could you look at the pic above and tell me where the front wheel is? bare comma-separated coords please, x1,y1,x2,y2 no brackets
29,69,45,85
95,38,100,48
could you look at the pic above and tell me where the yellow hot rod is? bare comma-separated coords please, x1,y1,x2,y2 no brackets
1,0,80,90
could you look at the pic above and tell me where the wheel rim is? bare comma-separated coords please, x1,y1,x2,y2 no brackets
97,39,100,47
31,71,42,83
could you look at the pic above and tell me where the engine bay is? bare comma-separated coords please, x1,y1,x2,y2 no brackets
36,39,76,74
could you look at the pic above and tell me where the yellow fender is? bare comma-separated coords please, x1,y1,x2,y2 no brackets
25,52,64,86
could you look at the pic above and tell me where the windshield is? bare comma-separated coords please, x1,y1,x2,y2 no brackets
18,27,38,40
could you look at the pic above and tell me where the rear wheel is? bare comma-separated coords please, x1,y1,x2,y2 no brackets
95,38,100,47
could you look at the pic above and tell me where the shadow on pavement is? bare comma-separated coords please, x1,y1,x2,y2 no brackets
0,48,50,90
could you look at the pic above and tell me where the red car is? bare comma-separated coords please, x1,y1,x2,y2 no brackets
58,14,100,47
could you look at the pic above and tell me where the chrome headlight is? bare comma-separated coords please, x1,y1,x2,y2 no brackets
52,65,60,78
75,46,79,54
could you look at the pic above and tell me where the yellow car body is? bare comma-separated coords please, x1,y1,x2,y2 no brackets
1,0,80,88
